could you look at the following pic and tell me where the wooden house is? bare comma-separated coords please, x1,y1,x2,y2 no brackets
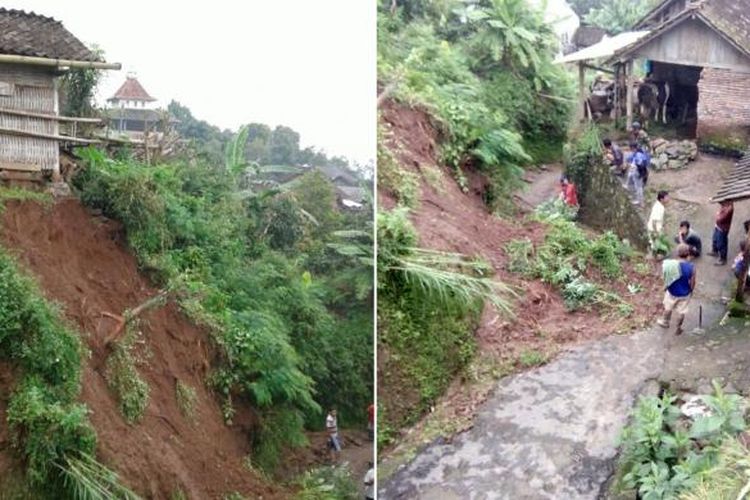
608,0,750,136
0,8,119,182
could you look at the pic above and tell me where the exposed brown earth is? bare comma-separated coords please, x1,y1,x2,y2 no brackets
0,198,286,499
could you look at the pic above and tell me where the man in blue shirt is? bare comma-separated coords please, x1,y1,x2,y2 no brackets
657,244,696,336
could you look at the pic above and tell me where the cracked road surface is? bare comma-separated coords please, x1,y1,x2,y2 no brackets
379,329,667,499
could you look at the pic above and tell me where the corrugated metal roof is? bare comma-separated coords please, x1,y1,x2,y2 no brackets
712,150,750,202
554,31,651,64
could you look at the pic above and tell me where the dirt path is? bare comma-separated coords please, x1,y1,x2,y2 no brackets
379,153,748,499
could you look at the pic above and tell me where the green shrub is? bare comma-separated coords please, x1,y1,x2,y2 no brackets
617,382,747,499
105,327,150,424
295,465,359,500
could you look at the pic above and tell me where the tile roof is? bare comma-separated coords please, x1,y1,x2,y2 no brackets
700,0,750,56
0,8,97,61
613,0,750,62
712,150,750,202
108,77,156,102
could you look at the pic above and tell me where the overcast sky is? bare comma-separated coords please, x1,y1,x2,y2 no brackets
7,1,376,164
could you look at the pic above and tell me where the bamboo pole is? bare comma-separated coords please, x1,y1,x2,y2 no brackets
0,125,100,144
0,54,121,70
0,107,102,123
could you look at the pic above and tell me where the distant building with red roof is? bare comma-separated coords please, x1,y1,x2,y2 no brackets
106,74,163,136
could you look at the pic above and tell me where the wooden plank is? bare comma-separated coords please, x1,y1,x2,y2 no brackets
0,162,41,172
0,126,100,144
0,107,102,123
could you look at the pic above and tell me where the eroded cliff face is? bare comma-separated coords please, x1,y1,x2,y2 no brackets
577,159,650,251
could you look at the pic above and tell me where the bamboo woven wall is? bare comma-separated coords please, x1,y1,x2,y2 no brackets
0,63,58,172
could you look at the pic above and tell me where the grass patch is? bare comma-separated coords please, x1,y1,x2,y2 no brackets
0,187,52,212
105,326,150,424
176,380,198,420
518,349,548,367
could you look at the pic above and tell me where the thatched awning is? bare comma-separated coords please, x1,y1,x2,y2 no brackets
712,150,750,202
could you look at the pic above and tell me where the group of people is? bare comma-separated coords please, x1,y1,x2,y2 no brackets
603,121,651,206
652,194,750,335
326,406,376,499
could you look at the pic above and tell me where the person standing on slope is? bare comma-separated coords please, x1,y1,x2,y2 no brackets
658,244,696,336
326,408,341,463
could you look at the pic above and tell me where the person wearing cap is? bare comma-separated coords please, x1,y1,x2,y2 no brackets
630,121,650,152
559,175,578,208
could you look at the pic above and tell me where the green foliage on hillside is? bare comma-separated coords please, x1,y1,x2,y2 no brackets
377,0,572,443
0,249,138,497
379,0,573,209
72,145,373,472
167,102,355,171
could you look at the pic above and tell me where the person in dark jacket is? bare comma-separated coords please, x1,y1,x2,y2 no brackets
603,138,624,175
708,200,734,265
674,220,702,257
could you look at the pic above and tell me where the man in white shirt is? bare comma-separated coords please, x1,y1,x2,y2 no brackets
648,190,669,252
364,461,374,500
326,408,341,462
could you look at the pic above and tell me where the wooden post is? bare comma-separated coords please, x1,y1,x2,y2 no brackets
626,60,634,131
613,64,620,121
578,62,586,122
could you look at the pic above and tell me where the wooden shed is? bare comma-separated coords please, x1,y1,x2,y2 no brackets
607,0,750,136
0,8,119,182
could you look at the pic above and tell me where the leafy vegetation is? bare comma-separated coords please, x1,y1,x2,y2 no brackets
379,0,573,213
505,203,634,313
0,248,138,496
377,208,513,442
377,0,573,443
295,465,360,500
585,0,658,35
616,382,748,499
105,325,150,424
72,142,372,472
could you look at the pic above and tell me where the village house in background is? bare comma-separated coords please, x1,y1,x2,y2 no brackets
558,0,750,144
105,74,166,139
0,8,119,184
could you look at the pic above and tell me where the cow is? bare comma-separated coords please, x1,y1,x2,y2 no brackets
636,79,671,126
584,75,615,121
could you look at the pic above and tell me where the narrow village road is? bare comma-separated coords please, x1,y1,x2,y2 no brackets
380,155,750,499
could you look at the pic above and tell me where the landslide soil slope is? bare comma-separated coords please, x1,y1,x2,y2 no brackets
0,199,285,499
378,100,661,438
